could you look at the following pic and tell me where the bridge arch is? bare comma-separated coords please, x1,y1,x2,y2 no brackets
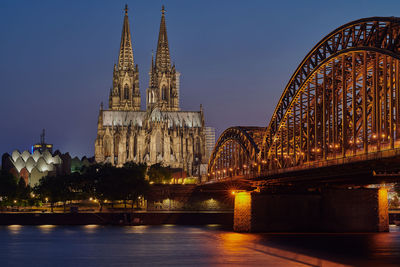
207,127,264,181
208,17,400,180
263,17,400,171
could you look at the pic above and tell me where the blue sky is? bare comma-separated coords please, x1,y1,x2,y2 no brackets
1,0,399,157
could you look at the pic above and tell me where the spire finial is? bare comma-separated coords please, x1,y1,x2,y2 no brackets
161,5,165,15
124,4,128,15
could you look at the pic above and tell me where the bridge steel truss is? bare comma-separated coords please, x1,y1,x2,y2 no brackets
207,127,264,181
208,17,400,181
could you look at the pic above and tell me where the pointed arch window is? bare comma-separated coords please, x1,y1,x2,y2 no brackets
162,85,167,100
124,84,129,99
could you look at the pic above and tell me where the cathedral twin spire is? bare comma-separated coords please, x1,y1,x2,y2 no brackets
155,6,171,72
148,5,180,111
109,4,140,111
109,5,179,112
118,4,135,70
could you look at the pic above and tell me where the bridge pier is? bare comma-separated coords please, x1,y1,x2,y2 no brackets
234,188,388,232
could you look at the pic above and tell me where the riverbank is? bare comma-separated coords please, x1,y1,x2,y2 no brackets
0,211,233,226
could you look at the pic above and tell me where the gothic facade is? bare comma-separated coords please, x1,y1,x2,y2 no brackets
95,6,206,176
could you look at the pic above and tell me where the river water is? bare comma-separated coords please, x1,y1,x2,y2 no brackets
1,224,399,266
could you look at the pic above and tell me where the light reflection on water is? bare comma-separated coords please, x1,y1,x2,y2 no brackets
0,224,399,266
7,225,22,235
38,224,56,234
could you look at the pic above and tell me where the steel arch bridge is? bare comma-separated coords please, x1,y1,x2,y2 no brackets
207,127,264,180
208,17,400,183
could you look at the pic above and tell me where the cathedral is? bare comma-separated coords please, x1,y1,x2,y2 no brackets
95,6,207,176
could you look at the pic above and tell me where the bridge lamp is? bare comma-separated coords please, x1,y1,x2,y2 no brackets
349,140,353,144
381,134,386,138
229,168,233,171
223,169,226,173
372,134,377,139
243,164,247,168
231,190,246,196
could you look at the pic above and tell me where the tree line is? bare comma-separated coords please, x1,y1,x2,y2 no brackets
0,162,173,212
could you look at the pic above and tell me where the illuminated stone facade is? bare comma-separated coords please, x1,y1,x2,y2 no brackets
95,6,206,175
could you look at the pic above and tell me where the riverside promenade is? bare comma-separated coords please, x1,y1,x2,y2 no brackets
0,211,233,226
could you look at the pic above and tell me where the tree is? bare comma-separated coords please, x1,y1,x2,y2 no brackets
16,178,30,207
80,164,117,211
0,170,18,206
80,163,150,211
148,163,172,184
34,175,68,212
123,162,149,210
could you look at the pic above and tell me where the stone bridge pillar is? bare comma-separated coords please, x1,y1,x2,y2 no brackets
234,188,388,232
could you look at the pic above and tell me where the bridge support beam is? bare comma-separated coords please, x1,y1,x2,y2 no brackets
233,188,388,232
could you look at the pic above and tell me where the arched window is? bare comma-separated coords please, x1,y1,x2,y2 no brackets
104,137,112,157
155,132,162,156
162,85,167,100
114,134,120,159
124,84,129,99
195,137,201,154
134,135,137,157
126,135,129,160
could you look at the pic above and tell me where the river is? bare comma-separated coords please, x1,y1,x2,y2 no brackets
1,224,399,266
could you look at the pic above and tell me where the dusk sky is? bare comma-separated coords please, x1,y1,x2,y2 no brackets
1,0,400,158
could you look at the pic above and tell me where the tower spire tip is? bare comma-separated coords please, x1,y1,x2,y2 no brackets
124,4,128,15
